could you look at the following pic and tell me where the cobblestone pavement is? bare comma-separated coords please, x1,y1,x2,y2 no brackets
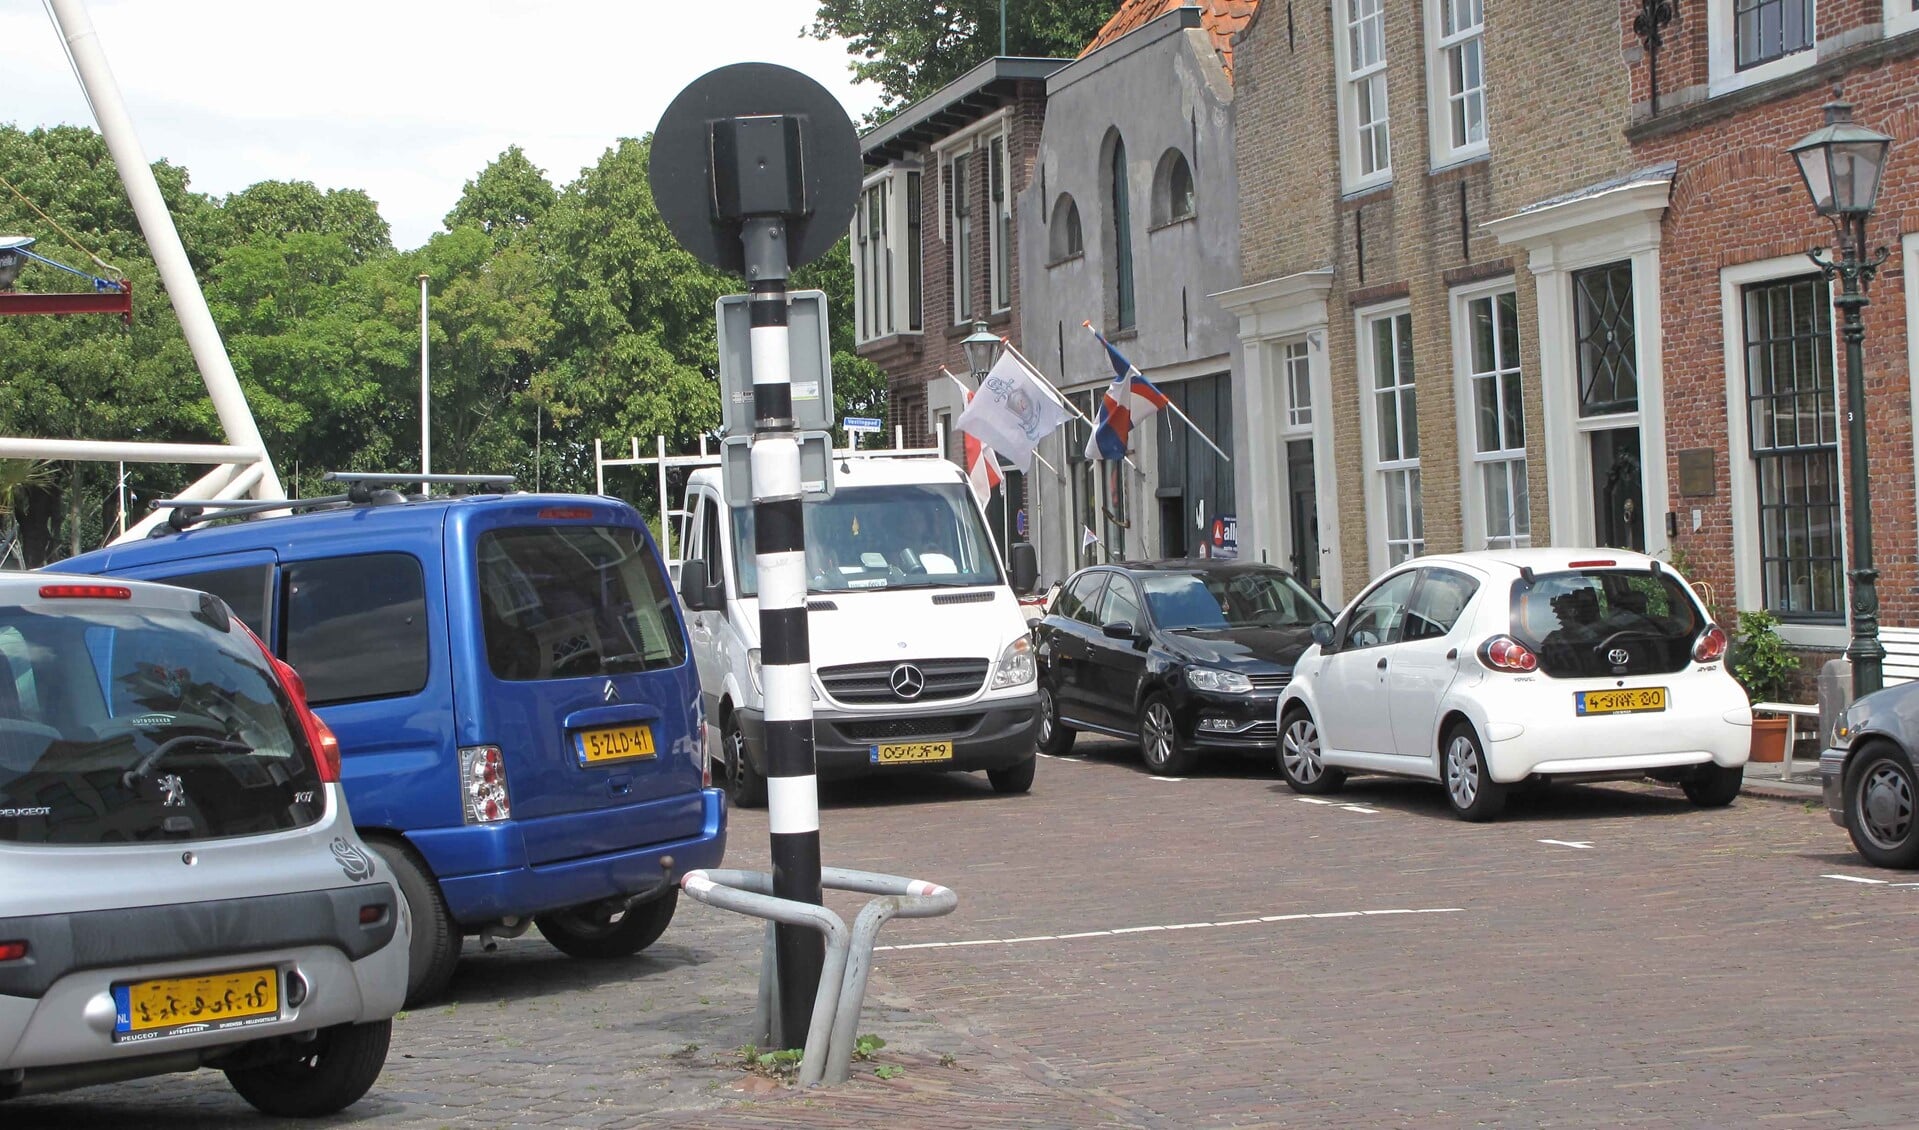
13,737,1919,1128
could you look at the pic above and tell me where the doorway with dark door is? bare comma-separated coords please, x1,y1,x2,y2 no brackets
1287,439,1321,594
1590,427,1644,552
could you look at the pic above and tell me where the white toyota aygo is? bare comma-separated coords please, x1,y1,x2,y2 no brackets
1276,549,1752,821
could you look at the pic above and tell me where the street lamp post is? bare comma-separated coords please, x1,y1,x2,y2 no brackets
1789,90,1895,698
961,319,1002,381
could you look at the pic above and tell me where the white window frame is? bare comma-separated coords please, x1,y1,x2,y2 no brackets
1333,0,1392,193
1450,278,1529,550
1357,302,1423,571
1282,340,1314,430
849,166,922,346
1484,171,1673,564
1720,253,1849,649
1909,234,1919,558
988,133,1013,313
931,110,1012,325
1706,0,1819,97
1425,0,1488,168
1889,0,1919,37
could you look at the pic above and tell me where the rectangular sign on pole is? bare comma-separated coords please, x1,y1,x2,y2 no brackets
841,416,882,434
716,290,834,436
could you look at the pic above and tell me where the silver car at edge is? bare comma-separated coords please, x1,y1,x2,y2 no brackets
0,574,408,1116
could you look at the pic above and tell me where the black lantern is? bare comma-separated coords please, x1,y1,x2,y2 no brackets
1789,94,1893,217
960,319,1001,379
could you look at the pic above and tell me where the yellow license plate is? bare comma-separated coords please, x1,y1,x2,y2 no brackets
869,741,954,765
1576,687,1668,716
114,967,278,1041
576,723,656,765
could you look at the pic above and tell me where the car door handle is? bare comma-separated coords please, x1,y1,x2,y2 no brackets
1376,657,1389,670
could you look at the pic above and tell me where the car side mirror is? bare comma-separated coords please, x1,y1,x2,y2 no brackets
1310,620,1336,649
1008,541,1039,595
679,556,718,612
1102,620,1137,641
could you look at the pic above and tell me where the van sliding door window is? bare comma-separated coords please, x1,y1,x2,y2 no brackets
284,554,431,705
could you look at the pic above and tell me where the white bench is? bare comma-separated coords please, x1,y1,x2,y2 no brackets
1752,627,1919,775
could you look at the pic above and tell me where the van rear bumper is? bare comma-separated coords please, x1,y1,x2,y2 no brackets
739,695,1041,778
411,789,727,926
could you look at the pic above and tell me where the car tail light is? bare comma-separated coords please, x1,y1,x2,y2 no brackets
1478,635,1539,672
1567,559,1617,568
359,904,387,925
538,506,594,520
234,623,340,783
0,941,27,962
38,583,130,600
460,745,511,824
1694,624,1729,663
308,715,343,783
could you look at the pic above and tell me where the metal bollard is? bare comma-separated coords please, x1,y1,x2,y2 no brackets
681,866,958,1086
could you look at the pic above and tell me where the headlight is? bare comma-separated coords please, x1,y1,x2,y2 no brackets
1832,715,1854,749
991,636,1037,689
747,648,763,694
1188,667,1254,694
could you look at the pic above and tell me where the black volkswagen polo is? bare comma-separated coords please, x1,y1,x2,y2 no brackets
1033,560,1333,774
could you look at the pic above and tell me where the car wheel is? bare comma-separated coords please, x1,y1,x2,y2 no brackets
1139,694,1196,776
1036,682,1076,756
1441,723,1506,822
366,838,460,1007
1681,763,1743,807
1846,746,1919,869
1279,708,1346,795
535,889,679,959
724,713,767,809
987,755,1036,794
225,1020,391,1117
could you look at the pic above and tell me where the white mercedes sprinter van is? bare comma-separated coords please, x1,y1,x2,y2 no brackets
677,456,1041,804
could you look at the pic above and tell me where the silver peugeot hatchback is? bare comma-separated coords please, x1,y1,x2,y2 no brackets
0,574,408,1116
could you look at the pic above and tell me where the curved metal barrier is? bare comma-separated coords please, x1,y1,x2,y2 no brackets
680,866,957,1087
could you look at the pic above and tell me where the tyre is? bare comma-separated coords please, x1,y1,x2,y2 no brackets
366,838,460,1007
723,713,767,809
1036,682,1076,756
1846,745,1919,869
1681,763,1743,807
1138,694,1196,776
535,889,679,959
1441,723,1506,822
1278,708,1346,795
987,755,1036,794
225,1020,391,1117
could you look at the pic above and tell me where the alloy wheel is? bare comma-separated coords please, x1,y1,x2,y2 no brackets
1858,761,1916,851
1282,716,1322,784
1143,702,1176,768
1038,686,1055,746
1445,735,1480,809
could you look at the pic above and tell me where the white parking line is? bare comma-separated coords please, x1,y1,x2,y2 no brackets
1296,797,1380,815
1823,873,1890,885
1149,775,1187,782
1539,839,1595,850
873,907,1464,952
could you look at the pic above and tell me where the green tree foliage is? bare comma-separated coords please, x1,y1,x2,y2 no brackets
219,179,392,258
444,145,557,246
808,0,1118,118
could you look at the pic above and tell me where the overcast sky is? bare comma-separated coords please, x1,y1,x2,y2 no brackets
2,0,879,249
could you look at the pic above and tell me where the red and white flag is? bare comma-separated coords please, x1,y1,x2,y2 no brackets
962,390,1003,507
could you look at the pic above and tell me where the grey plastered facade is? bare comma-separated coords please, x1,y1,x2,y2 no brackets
1012,6,1246,588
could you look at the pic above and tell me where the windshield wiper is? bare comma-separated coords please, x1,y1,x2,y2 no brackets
888,580,991,590
122,735,251,788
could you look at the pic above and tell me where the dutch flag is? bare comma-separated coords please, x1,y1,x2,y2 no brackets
1083,326,1171,461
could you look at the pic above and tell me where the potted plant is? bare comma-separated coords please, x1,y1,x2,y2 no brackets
1730,610,1799,763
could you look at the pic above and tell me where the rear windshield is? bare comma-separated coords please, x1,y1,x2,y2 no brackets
478,525,686,681
0,603,324,845
1510,569,1704,678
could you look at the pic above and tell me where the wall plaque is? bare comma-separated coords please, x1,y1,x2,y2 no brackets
1677,448,1716,497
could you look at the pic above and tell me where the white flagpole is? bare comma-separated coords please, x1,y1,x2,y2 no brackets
996,337,1140,472
1080,322,1231,464
941,367,1060,475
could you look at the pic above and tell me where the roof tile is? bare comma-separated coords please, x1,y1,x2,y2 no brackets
1079,0,1259,81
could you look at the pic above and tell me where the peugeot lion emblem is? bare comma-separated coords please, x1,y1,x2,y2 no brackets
890,663,926,701
1607,647,1632,667
603,680,620,704
159,773,187,808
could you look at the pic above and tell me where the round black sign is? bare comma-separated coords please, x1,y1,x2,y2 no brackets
649,63,861,275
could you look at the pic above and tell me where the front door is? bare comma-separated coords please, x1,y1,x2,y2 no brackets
1590,427,1645,552
1287,439,1320,593
1085,574,1149,730
1386,568,1482,768
1313,569,1418,757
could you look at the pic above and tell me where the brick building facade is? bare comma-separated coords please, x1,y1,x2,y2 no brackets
1615,0,1919,652
851,58,1063,456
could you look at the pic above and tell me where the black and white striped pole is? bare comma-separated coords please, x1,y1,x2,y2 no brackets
650,64,860,1049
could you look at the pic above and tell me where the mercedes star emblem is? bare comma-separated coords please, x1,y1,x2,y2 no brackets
890,663,926,700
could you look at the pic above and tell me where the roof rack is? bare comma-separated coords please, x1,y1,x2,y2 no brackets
323,472,515,504
151,493,355,532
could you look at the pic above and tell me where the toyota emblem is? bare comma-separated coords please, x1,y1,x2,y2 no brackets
1607,647,1632,667
889,663,926,700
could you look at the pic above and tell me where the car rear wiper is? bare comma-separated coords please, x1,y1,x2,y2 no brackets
122,735,252,788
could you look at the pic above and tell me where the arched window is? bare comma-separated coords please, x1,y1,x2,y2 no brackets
1107,135,1136,330
1049,194,1083,262
1152,148,1196,226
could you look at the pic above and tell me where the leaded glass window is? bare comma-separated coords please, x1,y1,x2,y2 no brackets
1573,261,1638,417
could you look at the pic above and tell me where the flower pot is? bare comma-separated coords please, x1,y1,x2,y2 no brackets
1749,715,1791,763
